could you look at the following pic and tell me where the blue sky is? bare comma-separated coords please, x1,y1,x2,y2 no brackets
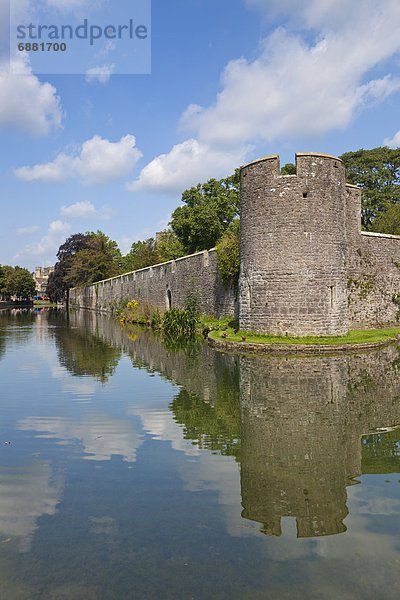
1,0,400,270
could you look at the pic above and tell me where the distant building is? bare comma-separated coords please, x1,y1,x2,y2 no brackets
33,266,54,295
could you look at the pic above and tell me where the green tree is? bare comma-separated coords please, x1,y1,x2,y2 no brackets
340,147,400,228
122,238,159,272
281,163,296,175
170,171,240,254
155,230,185,262
47,233,92,302
216,219,241,286
48,231,121,301
370,203,400,235
65,232,121,286
120,230,185,273
13,266,35,299
0,266,35,299
0,265,5,298
0,266,15,299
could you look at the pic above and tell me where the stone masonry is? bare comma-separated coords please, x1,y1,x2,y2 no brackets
69,248,236,318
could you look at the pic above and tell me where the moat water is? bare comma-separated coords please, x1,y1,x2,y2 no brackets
1,309,400,599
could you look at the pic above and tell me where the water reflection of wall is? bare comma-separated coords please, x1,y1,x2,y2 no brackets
67,309,239,407
65,310,400,539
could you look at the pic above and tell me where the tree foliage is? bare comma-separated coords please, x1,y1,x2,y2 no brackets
216,219,240,286
281,163,296,175
370,203,400,235
155,230,185,262
170,171,240,254
0,265,35,300
340,147,400,228
0,265,5,295
47,231,121,302
122,238,159,272
47,233,92,302
64,232,121,286
121,230,185,272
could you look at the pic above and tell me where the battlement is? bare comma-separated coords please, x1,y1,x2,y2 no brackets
241,152,344,181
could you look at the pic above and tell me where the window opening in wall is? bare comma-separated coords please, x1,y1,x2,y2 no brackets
329,285,335,308
166,288,172,310
302,192,308,198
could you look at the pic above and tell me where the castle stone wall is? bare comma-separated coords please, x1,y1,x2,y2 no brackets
69,248,236,318
348,232,400,327
70,151,400,335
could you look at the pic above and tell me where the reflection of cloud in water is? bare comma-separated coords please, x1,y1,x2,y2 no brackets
131,408,200,456
18,414,143,462
61,379,98,397
131,407,256,537
259,477,400,588
0,462,63,552
179,453,260,538
17,362,40,375
50,362,98,397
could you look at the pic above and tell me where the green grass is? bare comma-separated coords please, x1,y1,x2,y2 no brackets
33,300,57,307
199,315,236,330
209,326,400,345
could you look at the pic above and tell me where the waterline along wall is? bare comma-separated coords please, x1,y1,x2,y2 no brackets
69,248,236,318
70,152,400,335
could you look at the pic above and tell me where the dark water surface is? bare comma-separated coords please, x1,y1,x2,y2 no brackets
1,309,400,599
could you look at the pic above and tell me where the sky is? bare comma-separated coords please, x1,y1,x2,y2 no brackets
1,0,400,271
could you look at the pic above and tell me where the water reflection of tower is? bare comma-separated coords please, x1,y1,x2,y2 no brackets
240,348,400,538
240,355,351,537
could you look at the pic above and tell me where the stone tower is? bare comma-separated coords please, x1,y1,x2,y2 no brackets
239,153,349,336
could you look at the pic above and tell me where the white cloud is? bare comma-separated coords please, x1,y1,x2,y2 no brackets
128,138,249,193
16,225,40,235
44,0,93,12
132,0,400,193
184,23,400,147
0,55,62,136
246,0,400,30
384,130,400,148
15,134,142,184
60,200,112,219
16,220,70,259
85,63,115,85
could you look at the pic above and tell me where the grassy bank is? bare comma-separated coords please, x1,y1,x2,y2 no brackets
117,299,400,346
33,300,58,308
208,325,400,345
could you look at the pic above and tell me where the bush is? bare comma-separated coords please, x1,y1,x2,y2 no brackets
163,307,198,337
119,298,153,325
119,293,200,339
216,220,240,286
162,292,200,338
